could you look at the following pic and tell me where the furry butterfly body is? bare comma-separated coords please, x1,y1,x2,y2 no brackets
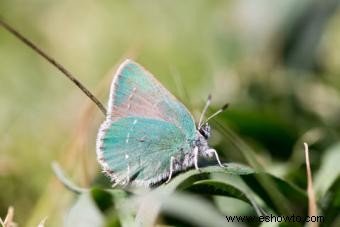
96,59,222,187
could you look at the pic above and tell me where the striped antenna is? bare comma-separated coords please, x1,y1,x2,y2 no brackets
198,94,212,129
203,103,229,125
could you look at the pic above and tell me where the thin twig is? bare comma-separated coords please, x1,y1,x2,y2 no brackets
0,18,107,115
304,143,318,227
51,161,88,194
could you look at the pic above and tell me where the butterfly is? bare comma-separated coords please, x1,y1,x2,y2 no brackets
96,59,227,187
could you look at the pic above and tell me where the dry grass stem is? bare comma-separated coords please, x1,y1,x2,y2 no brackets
0,206,16,227
304,142,318,227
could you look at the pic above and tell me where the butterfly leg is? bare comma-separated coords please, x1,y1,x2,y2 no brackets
194,147,200,170
165,156,175,184
206,149,225,167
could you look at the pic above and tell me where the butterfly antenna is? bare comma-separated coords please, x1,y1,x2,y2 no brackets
198,94,212,129
203,103,229,125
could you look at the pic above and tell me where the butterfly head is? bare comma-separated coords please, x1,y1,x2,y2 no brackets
198,122,211,139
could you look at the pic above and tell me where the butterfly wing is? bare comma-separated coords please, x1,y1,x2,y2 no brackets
97,116,192,186
106,59,196,138
97,60,197,186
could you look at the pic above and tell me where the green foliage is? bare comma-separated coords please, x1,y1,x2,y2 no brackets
63,165,311,226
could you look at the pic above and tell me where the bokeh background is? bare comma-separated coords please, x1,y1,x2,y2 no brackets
1,0,340,226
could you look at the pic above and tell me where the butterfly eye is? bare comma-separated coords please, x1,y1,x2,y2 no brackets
199,123,211,139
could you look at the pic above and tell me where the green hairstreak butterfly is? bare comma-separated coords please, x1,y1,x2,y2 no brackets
96,59,225,187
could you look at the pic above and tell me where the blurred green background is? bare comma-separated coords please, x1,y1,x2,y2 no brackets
1,0,340,226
